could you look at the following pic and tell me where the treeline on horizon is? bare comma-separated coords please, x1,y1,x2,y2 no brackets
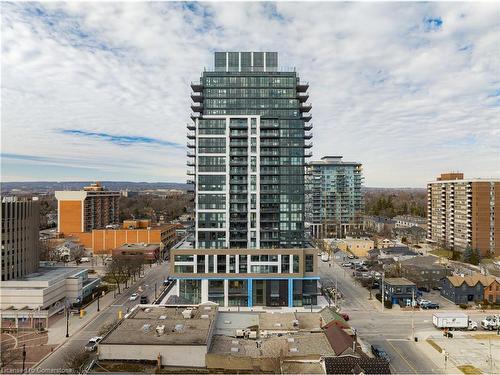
365,190,427,218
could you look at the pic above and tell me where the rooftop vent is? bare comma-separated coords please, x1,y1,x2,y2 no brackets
182,309,193,319
201,314,209,319
224,320,231,324
289,347,299,353
287,338,295,343
159,315,166,320
174,324,184,332
204,306,212,310
141,324,151,332
232,340,239,345
156,325,165,335
274,323,282,327
231,347,239,353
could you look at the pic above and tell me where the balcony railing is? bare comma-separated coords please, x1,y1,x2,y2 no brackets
187,151,195,157
187,123,195,130
304,123,313,131
300,103,312,112
187,142,195,148
190,113,201,120
191,92,203,102
191,103,203,112
302,113,312,122
191,81,203,91
296,81,309,92
297,92,309,102
187,169,195,175
187,132,195,139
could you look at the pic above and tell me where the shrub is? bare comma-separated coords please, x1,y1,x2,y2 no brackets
459,304,468,309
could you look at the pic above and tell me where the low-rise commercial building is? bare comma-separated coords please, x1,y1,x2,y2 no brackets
67,222,178,255
440,274,498,304
381,277,417,306
0,267,100,315
335,238,374,257
98,303,218,368
112,243,161,262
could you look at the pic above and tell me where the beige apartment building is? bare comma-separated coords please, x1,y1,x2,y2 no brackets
427,173,500,256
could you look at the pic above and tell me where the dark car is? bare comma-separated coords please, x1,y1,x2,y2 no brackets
371,344,390,362
421,302,440,309
140,295,149,304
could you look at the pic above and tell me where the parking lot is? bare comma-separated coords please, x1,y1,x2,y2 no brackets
425,331,500,373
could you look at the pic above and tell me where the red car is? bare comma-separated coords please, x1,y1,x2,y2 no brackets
340,313,350,321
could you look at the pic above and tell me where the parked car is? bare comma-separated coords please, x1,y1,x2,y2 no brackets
80,257,90,263
341,262,352,267
84,336,102,352
421,302,440,309
340,313,350,321
417,299,432,306
140,295,149,304
371,344,390,362
129,293,138,301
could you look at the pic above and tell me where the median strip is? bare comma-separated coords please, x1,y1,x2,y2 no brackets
426,338,443,353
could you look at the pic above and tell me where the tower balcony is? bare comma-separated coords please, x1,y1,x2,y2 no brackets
187,160,195,167
302,113,312,122
187,169,195,175
191,81,203,92
297,81,309,92
191,92,203,102
187,123,196,130
304,132,313,140
297,92,309,102
187,141,195,148
300,103,312,112
187,179,195,185
191,103,203,112
190,112,201,121
187,132,195,139
304,142,313,148
187,151,195,157
305,151,313,158
304,123,313,131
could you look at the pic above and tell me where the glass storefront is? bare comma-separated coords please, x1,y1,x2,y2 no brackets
179,279,201,304
228,280,248,307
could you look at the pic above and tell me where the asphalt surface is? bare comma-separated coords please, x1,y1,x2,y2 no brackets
319,258,441,374
35,262,170,371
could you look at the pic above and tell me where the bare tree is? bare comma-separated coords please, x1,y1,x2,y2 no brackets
39,239,60,262
106,257,127,294
63,349,91,374
71,246,86,265
97,253,109,266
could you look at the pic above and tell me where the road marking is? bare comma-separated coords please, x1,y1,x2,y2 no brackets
386,340,419,374
387,338,411,342
111,304,123,307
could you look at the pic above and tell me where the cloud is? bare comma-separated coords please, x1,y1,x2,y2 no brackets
1,2,499,186
59,129,183,148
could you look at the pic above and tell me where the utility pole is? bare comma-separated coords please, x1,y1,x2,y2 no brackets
97,293,100,312
411,289,415,341
381,271,385,312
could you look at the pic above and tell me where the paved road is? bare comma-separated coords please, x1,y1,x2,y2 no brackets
319,258,442,374
36,262,170,371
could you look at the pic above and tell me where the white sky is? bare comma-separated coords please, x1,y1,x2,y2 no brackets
1,2,499,187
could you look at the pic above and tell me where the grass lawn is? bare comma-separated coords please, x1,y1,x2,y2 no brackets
429,248,454,259
457,365,482,374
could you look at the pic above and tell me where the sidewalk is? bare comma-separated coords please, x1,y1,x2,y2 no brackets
46,263,162,345
47,291,115,345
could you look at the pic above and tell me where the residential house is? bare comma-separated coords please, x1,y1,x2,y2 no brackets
392,226,427,244
378,246,417,262
440,274,499,304
381,278,418,306
484,279,500,304
364,217,396,234
400,256,451,291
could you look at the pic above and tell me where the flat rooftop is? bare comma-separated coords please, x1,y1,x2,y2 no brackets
100,303,218,346
116,243,160,251
384,277,416,286
210,333,335,358
1,267,86,286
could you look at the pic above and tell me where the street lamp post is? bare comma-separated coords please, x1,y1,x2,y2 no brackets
155,282,157,300
97,293,100,312
22,344,26,373
65,307,69,338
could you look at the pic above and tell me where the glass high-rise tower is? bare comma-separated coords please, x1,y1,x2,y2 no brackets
170,52,318,307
